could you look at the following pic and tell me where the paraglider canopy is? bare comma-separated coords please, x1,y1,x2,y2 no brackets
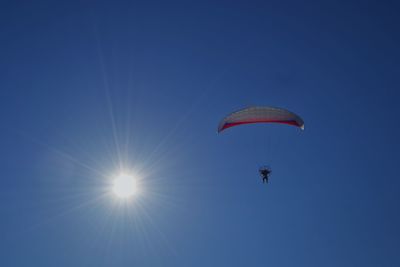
218,106,304,133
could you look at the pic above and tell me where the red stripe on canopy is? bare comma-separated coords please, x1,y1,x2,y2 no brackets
219,119,301,132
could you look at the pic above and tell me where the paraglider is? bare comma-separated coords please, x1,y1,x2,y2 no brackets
218,106,304,133
259,166,271,183
218,106,304,184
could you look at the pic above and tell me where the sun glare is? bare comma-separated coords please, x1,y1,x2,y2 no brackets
112,173,138,199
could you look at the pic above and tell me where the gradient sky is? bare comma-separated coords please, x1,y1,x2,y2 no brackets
1,1,400,266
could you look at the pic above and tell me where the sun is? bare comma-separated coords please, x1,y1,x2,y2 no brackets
112,172,139,199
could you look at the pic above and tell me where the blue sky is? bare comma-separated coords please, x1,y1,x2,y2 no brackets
1,0,399,266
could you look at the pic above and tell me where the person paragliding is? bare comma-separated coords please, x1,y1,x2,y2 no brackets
259,166,271,183
218,106,304,184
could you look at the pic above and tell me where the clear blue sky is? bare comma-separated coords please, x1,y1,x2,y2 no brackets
1,0,399,266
